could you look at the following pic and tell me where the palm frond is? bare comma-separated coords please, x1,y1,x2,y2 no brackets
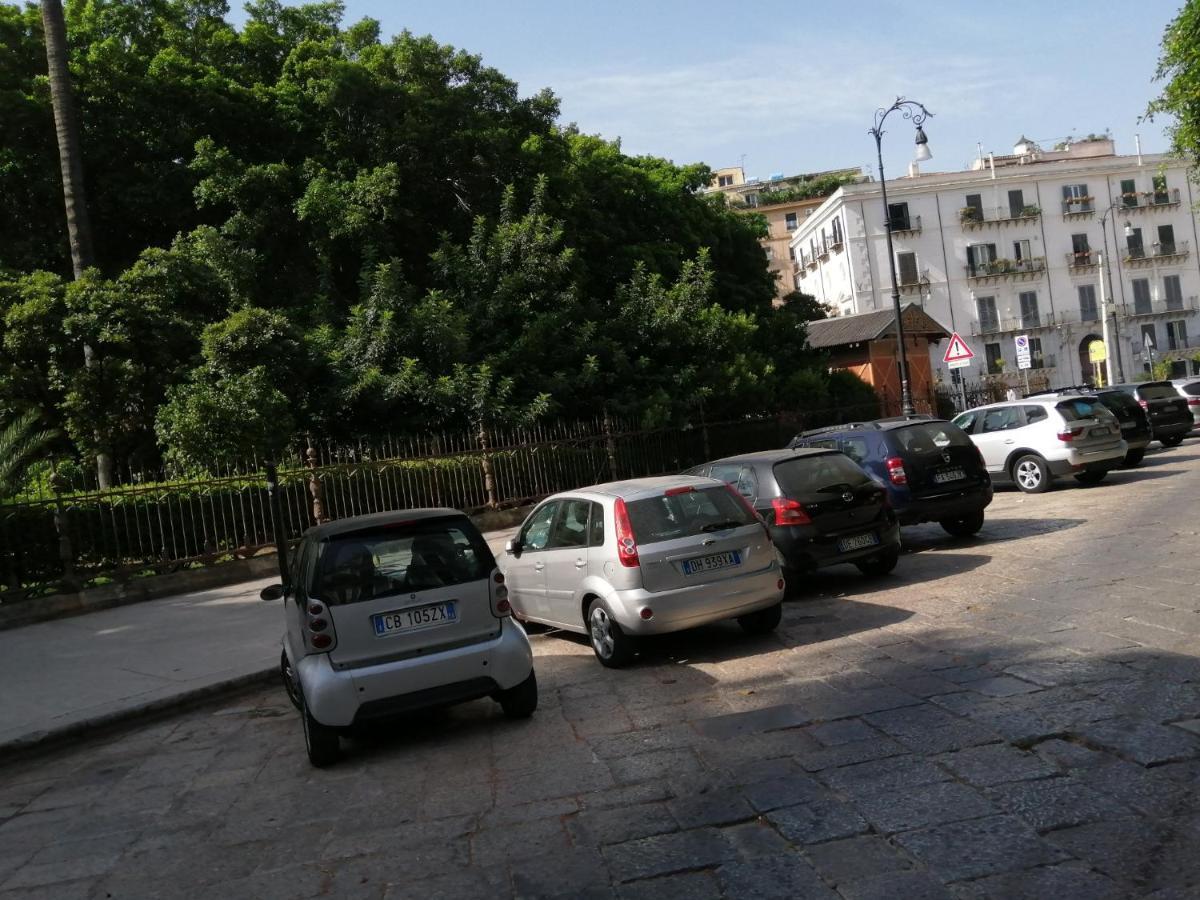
0,410,58,497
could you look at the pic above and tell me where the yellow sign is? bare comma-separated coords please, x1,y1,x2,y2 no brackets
1088,339,1107,363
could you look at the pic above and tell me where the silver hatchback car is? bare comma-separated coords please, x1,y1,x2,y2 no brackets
504,476,785,667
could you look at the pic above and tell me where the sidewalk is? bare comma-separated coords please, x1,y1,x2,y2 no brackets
0,527,519,757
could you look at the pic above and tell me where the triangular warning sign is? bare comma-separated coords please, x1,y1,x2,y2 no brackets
943,332,975,363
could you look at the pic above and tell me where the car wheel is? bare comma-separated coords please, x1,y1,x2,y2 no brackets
738,601,782,635
1160,434,1185,447
498,670,538,718
940,511,984,537
856,546,900,577
1012,454,1051,493
280,650,301,711
587,599,634,668
1122,448,1145,468
301,698,340,768
1074,470,1107,485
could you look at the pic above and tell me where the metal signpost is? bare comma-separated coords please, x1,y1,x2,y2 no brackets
1144,330,1156,376
943,332,975,411
1014,334,1032,395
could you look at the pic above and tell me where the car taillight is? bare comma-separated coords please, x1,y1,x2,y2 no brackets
614,498,639,567
1188,398,1200,407
305,601,336,652
1138,399,1149,409
1057,427,1084,443
885,457,907,486
490,569,511,618
771,497,812,526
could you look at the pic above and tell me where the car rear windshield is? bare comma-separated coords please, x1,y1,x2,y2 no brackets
1056,398,1116,422
774,453,870,496
1182,382,1200,397
1098,392,1139,415
891,422,974,452
625,485,756,545
1138,382,1181,400
311,518,494,605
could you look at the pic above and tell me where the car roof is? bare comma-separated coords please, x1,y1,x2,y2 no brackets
698,448,836,466
304,507,467,541
797,415,944,438
567,474,722,500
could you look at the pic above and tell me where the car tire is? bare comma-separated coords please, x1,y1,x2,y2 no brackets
1074,470,1107,485
857,546,900,577
498,670,538,719
301,698,340,768
1122,448,1145,468
1012,454,1051,493
738,601,783,635
1160,434,1185,447
940,511,985,537
587,599,635,668
281,650,302,711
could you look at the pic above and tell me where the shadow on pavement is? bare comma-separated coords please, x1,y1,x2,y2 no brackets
901,519,1084,554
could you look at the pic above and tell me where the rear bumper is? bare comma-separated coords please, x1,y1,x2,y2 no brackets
1047,443,1126,475
608,565,783,636
895,482,993,526
1152,422,1192,441
297,616,533,727
774,519,901,572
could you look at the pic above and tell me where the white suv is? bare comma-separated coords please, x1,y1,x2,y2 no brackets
952,397,1126,493
261,509,536,767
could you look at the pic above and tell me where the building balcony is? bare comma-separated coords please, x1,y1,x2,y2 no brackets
1118,187,1181,212
1123,240,1190,266
888,214,922,235
830,238,845,253
965,256,1046,283
1065,250,1099,271
971,313,1059,336
959,205,1041,229
897,269,930,295
1122,295,1199,318
1061,197,1096,217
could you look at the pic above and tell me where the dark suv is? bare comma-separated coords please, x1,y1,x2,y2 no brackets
1107,382,1192,447
1026,387,1151,467
788,417,993,537
686,449,902,585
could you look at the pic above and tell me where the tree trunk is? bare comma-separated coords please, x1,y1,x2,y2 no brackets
40,0,112,488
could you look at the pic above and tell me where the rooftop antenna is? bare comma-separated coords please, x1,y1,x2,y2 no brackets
976,141,984,163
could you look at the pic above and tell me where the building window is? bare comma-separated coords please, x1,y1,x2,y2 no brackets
1153,174,1169,203
745,193,759,208
1167,319,1189,350
897,251,919,286
1157,224,1176,256
1007,189,1025,218
1078,285,1098,322
788,246,796,261
785,212,798,231
717,174,734,188
764,246,774,260
1132,278,1152,315
1121,178,1137,207
967,242,996,276
1164,274,1183,310
985,342,1004,375
1071,233,1090,262
1127,227,1144,259
1013,239,1032,262
831,217,844,245
977,295,998,332
1018,291,1040,328
1062,184,1091,211
887,202,911,232
1027,336,1045,369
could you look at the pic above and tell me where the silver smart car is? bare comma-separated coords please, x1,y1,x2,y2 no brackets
504,476,785,667
261,509,536,766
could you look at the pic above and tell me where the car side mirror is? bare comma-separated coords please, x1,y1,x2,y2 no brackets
260,583,285,602
506,538,522,556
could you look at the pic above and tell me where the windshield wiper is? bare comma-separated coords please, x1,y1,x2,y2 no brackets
701,519,747,532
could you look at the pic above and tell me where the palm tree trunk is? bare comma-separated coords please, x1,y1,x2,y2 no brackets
40,0,112,488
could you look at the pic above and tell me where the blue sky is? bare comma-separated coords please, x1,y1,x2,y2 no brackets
248,0,1184,178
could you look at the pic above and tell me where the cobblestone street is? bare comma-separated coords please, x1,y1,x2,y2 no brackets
3,447,1200,899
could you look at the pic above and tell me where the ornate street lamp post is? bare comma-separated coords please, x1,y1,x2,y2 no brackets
1097,200,1134,384
871,98,933,415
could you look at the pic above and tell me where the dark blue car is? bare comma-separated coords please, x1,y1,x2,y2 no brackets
789,417,993,536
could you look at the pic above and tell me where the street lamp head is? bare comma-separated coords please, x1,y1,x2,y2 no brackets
913,125,932,162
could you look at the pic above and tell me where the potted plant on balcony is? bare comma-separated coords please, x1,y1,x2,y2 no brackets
959,206,980,224
1020,204,1041,217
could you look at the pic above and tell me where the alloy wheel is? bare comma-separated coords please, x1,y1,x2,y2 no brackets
1016,460,1042,490
589,606,615,659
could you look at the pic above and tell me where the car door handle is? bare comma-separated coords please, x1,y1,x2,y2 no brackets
1003,439,1015,444
534,562,545,572
574,559,586,569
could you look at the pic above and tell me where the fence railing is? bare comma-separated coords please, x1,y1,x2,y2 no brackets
2,410,888,603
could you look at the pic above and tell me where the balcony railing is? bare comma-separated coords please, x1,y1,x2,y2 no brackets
1124,295,1199,318
888,214,922,234
971,313,1057,336
1061,198,1096,216
965,256,1046,281
959,205,1042,228
830,238,845,253
897,269,930,294
1123,240,1190,265
1119,187,1181,211
1065,250,1098,269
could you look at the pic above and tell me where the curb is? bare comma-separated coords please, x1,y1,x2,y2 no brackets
0,667,277,766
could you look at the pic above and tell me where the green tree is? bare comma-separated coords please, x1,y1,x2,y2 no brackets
0,409,57,497
1148,1,1200,163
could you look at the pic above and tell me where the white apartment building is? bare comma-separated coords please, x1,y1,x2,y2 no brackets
789,138,1200,387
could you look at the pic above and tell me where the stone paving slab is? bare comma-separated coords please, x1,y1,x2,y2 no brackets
2,446,1200,896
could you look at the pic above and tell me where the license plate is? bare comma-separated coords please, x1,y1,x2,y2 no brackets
933,468,965,484
681,550,741,575
838,532,879,553
372,601,457,637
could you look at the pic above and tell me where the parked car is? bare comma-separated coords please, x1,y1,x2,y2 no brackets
503,476,784,668
788,417,993,537
1171,377,1200,429
260,509,537,766
952,397,1126,493
1026,387,1151,467
684,449,901,587
1106,381,1192,446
